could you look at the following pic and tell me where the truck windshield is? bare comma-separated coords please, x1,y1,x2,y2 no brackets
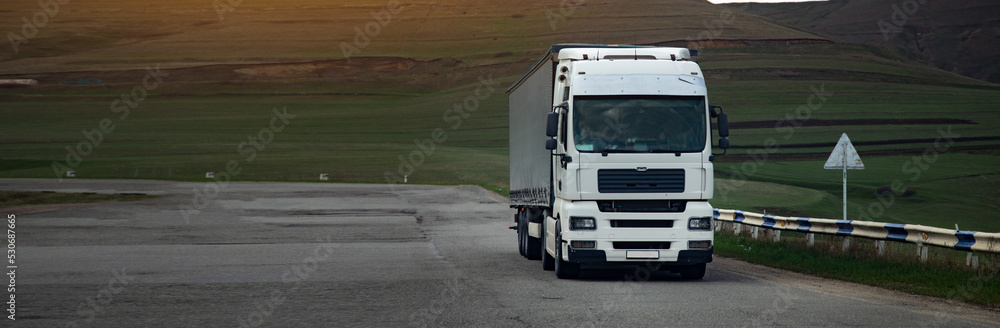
573,96,706,153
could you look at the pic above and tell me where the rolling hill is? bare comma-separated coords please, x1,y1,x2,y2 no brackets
731,0,1000,83
0,0,825,74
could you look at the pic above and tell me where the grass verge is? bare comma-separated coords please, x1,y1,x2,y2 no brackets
0,191,157,208
715,231,1000,307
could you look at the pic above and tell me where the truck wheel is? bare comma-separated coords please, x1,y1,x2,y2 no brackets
541,223,554,271
679,263,706,280
554,222,580,279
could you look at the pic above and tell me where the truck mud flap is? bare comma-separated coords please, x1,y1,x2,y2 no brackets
528,222,541,238
677,248,713,264
567,247,607,263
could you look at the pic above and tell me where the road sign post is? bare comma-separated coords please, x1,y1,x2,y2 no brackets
824,133,864,221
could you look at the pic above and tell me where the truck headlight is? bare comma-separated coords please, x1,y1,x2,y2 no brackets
570,216,596,230
688,217,712,230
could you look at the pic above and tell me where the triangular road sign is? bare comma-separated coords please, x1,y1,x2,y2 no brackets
824,133,864,170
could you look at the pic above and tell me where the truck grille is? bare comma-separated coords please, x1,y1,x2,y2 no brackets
598,169,684,193
597,200,687,212
610,220,674,228
613,242,671,250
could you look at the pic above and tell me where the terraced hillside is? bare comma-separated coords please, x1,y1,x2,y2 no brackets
1,0,998,230
0,0,821,73
731,0,1000,83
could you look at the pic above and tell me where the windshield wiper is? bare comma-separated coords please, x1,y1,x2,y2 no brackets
649,149,694,156
594,148,643,156
589,148,696,155
593,149,652,155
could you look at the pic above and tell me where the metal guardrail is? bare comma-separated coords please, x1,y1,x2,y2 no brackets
714,209,1000,255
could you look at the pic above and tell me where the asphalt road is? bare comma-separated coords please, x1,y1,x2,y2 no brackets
2,179,998,327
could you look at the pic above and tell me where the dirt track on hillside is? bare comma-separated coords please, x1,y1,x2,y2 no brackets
719,143,1000,162
726,118,975,129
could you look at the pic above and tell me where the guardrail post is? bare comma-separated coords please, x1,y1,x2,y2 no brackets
772,230,781,242
876,240,886,256
917,243,928,263
967,252,979,269
752,226,759,240
807,233,814,247
734,222,740,236
841,237,851,253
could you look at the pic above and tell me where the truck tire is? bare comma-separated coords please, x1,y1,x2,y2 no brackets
520,211,542,260
554,221,580,279
541,223,555,271
679,263,706,280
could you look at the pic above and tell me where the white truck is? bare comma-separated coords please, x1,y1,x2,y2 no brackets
508,44,730,279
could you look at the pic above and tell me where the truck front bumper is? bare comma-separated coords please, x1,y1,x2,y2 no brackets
556,200,715,264
567,246,713,264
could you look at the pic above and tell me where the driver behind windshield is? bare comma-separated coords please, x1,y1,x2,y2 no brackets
575,111,623,151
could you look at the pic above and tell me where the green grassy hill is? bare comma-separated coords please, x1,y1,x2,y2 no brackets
1,1,998,231
700,42,1000,231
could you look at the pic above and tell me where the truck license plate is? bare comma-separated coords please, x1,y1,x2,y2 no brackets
626,250,659,259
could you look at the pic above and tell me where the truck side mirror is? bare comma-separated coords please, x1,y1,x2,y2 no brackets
717,112,729,138
546,112,558,137
545,138,557,150
709,105,722,118
711,106,730,155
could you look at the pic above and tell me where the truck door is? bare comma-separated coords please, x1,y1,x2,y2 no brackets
553,105,573,199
